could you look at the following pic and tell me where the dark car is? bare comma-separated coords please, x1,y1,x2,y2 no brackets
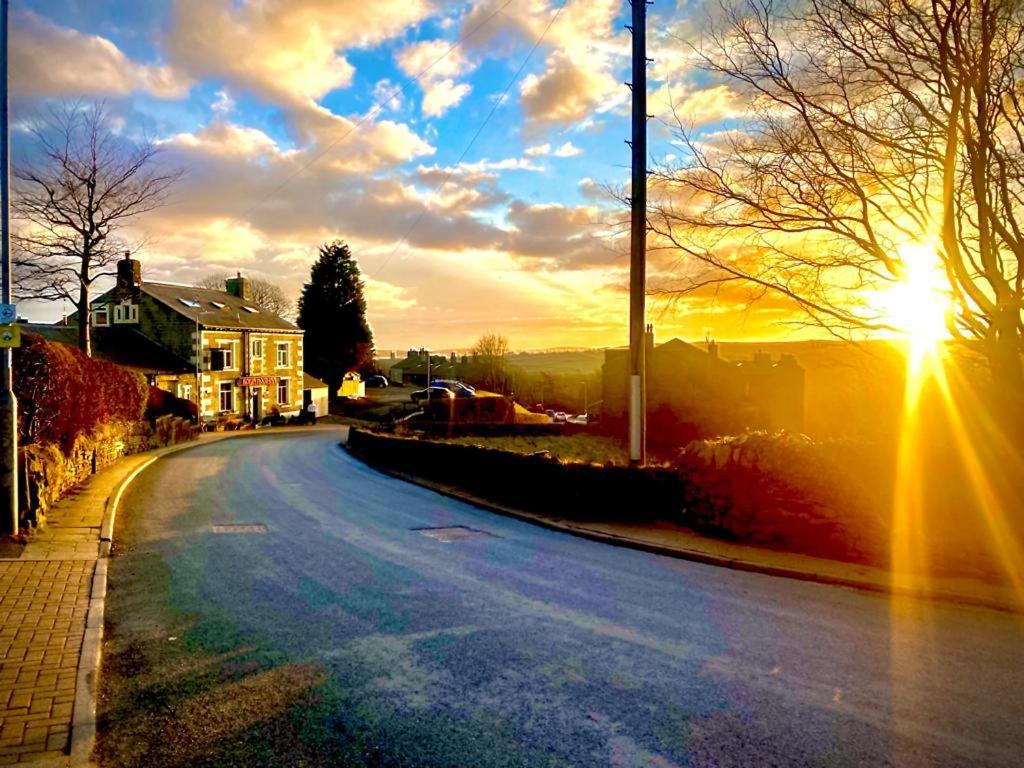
365,375,389,388
430,379,476,397
411,386,455,403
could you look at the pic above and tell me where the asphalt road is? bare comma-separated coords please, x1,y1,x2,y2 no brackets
105,428,1024,767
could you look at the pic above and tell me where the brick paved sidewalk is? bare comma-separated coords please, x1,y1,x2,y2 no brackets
0,445,176,767
0,561,90,765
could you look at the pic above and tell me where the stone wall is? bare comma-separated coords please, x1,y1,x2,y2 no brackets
18,416,197,530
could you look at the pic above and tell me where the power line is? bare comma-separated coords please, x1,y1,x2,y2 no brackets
372,1,568,283
227,0,518,229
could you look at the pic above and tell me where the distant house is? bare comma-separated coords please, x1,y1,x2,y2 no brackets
66,255,305,422
602,329,805,443
388,349,469,387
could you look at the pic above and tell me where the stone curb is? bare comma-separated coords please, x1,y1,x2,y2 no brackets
343,443,1023,617
67,425,340,767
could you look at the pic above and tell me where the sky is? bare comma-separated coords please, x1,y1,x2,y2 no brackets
9,0,768,351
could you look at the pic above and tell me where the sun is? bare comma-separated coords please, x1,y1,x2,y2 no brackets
877,242,951,355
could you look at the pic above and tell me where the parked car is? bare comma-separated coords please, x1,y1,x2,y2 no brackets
365,375,389,388
411,386,455,403
567,414,589,425
553,411,568,423
430,379,476,397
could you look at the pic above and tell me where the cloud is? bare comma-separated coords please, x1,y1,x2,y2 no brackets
650,83,742,127
422,80,473,117
372,80,405,113
396,39,476,117
165,0,435,108
9,11,190,99
525,141,581,158
462,0,628,133
211,89,236,115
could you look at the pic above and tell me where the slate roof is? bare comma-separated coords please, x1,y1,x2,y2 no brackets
139,282,300,333
22,324,193,375
303,372,328,390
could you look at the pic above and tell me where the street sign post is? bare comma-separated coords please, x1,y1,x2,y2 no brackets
0,0,18,533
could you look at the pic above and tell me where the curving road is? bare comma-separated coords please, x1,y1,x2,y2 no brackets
102,428,1024,768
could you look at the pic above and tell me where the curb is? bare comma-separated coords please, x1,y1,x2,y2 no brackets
344,443,1023,616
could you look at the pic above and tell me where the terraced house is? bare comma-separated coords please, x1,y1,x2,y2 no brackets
80,255,306,422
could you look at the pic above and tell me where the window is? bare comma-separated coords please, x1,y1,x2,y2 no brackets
92,306,109,327
210,301,226,309
277,378,289,405
179,298,200,308
113,303,139,324
251,338,264,360
242,306,259,313
218,382,234,412
276,343,290,368
219,342,236,370
178,383,193,401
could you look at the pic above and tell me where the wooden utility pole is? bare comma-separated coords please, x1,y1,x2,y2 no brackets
0,0,19,532
628,0,648,465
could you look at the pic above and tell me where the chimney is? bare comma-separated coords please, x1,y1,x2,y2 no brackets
116,252,141,294
644,323,655,355
708,339,719,359
225,272,251,300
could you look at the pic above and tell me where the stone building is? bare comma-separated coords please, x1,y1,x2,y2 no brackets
602,329,805,443
74,255,306,422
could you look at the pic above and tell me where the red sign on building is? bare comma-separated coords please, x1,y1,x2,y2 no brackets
236,376,279,387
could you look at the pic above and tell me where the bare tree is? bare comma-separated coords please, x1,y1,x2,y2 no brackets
12,101,181,355
196,273,295,320
650,0,1024,405
469,333,511,393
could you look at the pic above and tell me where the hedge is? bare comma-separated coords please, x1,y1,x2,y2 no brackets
347,428,682,523
14,332,148,453
146,386,198,422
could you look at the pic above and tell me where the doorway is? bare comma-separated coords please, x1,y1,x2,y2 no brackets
251,387,263,422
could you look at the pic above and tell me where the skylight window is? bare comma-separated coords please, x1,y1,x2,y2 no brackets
242,306,259,313
210,301,226,309
179,298,201,308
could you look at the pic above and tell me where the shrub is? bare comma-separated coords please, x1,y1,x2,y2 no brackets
676,431,890,562
423,394,515,424
145,386,198,422
13,333,148,453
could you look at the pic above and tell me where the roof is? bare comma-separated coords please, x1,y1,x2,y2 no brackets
140,282,300,333
390,355,457,374
303,372,328,390
22,324,193,375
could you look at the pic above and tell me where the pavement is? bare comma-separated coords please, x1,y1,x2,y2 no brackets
0,445,167,767
98,429,1024,767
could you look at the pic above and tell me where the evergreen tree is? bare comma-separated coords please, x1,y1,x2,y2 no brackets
297,241,374,393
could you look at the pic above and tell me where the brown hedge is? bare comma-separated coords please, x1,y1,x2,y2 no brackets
146,386,198,422
13,332,148,453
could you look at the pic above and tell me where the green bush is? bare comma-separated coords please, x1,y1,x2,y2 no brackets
14,333,148,453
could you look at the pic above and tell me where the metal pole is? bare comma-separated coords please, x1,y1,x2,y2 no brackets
0,0,19,533
628,0,648,465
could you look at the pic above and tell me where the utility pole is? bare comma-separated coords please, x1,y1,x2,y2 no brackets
627,0,648,465
0,0,19,533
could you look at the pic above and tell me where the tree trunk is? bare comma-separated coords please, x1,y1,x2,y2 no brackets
987,309,1024,448
77,285,92,357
